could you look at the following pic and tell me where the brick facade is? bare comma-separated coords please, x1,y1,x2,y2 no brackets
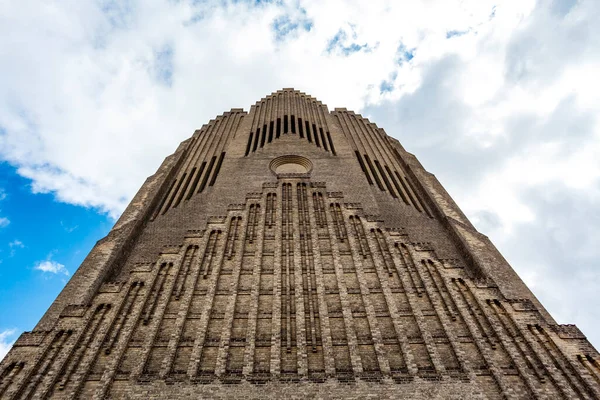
1,89,599,399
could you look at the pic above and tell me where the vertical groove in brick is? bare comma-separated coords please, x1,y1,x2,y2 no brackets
373,232,416,375
306,186,335,376
460,280,541,399
243,199,267,376
270,183,282,376
291,183,308,376
531,325,598,398
216,214,248,376
0,362,24,397
391,242,441,374
187,229,225,378
444,277,511,398
414,259,468,376
577,354,600,389
156,244,201,379
345,217,390,375
95,275,164,398
48,301,118,398
325,203,363,374
488,301,549,385
23,329,73,398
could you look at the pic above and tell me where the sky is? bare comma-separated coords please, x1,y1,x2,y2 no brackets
0,0,599,360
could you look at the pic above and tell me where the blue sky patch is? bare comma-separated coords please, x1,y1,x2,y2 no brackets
396,43,415,65
0,162,112,337
379,71,397,94
99,0,135,30
446,30,469,39
272,9,313,42
326,28,374,56
153,44,175,86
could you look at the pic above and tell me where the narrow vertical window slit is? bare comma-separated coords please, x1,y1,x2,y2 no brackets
375,160,397,198
364,155,384,191
319,128,328,151
209,152,226,186
404,176,429,214
162,177,184,214
252,129,260,152
276,118,281,138
187,161,206,199
298,118,304,138
326,132,336,155
174,170,194,207
198,156,216,193
355,151,373,185
305,121,312,142
261,124,267,147
312,124,320,147
388,168,409,204
396,172,421,212
245,132,253,156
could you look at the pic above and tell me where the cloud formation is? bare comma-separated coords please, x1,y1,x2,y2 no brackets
0,0,598,348
0,329,17,361
34,260,69,276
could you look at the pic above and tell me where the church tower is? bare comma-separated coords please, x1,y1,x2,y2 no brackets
1,89,599,399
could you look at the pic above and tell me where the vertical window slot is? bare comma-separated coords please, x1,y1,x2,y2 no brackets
162,177,184,214
261,124,267,147
276,118,281,138
375,160,397,198
187,161,206,199
364,155,384,191
252,128,260,152
395,171,420,211
155,178,177,218
404,174,428,214
312,124,320,147
298,118,304,138
319,128,328,151
291,115,296,134
245,131,253,156
326,132,336,155
355,151,373,185
284,115,289,134
305,121,312,142
198,156,216,193
174,170,195,207
268,121,274,143
387,166,409,205
209,152,226,186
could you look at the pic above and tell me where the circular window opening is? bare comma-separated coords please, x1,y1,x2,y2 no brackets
270,155,313,176
275,162,307,174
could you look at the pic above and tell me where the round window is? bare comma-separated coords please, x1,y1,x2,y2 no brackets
269,155,313,176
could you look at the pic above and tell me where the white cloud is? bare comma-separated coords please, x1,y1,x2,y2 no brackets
0,0,500,217
34,260,69,276
8,239,24,257
0,329,17,361
9,239,23,248
0,0,599,350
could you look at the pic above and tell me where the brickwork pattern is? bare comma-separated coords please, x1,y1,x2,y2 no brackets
1,89,599,399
